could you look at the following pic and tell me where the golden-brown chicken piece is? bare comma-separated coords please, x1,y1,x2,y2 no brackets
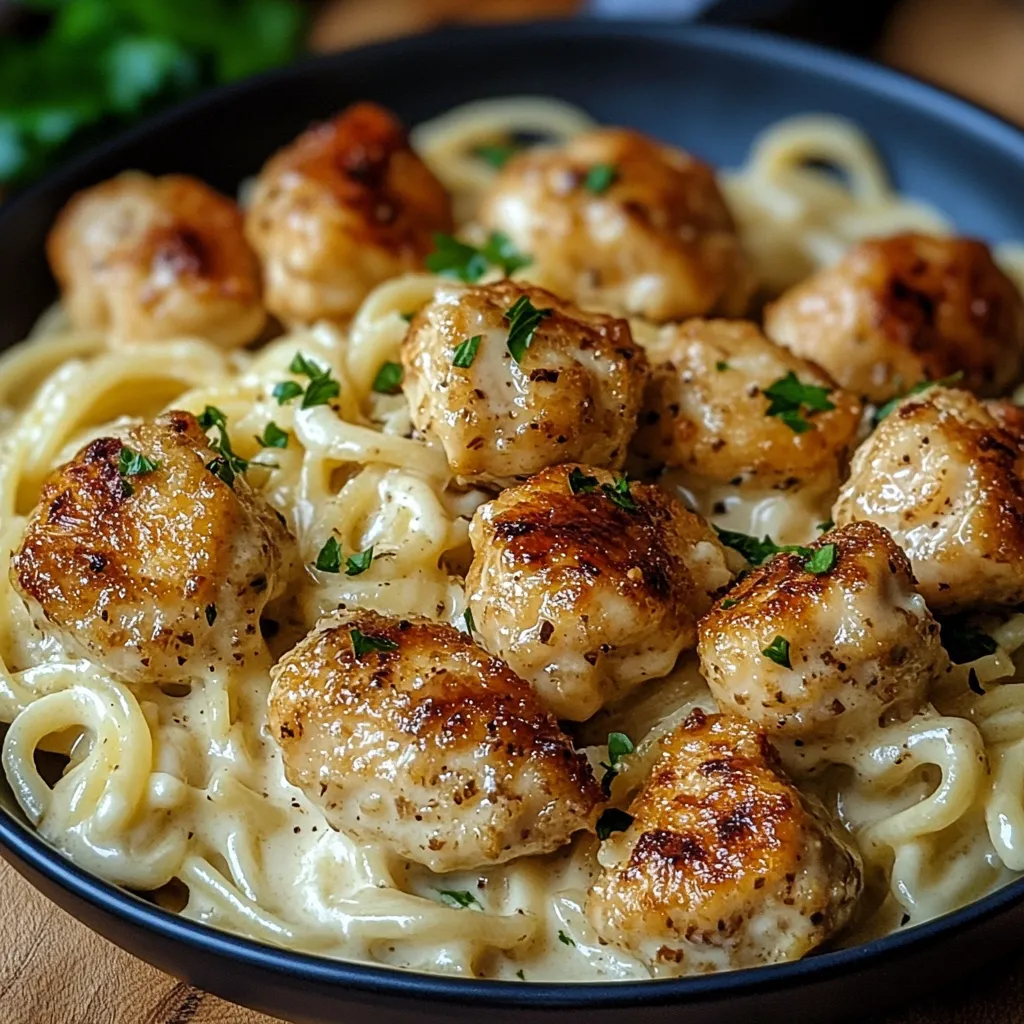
245,102,452,324
48,173,266,348
587,710,862,975
466,465,733,721
268,610,603,871
633,319,863,490
697,522,945,744
11,411,295,683
402,280,649,488
834,387,1024,611
764,233,1024,403
478,127,754,323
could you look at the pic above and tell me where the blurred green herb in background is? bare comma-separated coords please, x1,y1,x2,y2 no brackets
0,0,305,188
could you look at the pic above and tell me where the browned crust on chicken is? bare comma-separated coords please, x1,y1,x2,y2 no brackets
48,173,266,347
246,102,452,323
765,233,1024,402
268,609,603,871
479,127,754,322
12,411,293,681
633,318,863,488
587,710,862,974
402,279,649,487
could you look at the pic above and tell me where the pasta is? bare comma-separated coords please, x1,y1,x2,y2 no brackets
2,97,1024,983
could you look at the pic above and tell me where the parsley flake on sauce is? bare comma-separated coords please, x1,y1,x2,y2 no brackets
350,628,399,659
762,635,792,668
763,372,835,433
452,335,482,369
599,732,635,795
504,295,552,364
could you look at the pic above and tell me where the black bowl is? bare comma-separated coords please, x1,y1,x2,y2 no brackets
1,20,1024,1024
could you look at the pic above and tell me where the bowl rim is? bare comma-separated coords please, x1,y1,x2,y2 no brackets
3,17,1024,1011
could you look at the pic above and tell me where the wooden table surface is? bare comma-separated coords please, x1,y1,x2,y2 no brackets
2,853,1024,1024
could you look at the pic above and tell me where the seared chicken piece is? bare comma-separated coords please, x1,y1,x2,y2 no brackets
246,102,452,324
633,319,863,489
765,234,1024,403
479,127,754,323
48,173,265,348
834,387,1024,611
268,610,603,871
466,465,733,721
697,521,945,743
402,280,649,488
587,709,862,974
12,412,295,683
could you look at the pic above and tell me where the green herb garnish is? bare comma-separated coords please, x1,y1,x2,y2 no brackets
568,467,599,495
763,372,835,434
817,520,835,533
596,808,634,841
714,527,811,566
350,628,399,660
516,969,526,981
452,335,482,369
426,231,531,282
272,380,304,405
117,445,161,495
558,930,576,947
438,889,481,910
762,635,792,668
720,598,739,610
198,405,248,487
314,537,342,573
473,141,521,169
599,731,635,795
601,475,637,512
344,546,374,577
804,543,837,575
715,360,730,372
256,421,288,449
873,372,965,424
463,608,475,633
583,163,617,194
372,361,403,395
504,294,552,364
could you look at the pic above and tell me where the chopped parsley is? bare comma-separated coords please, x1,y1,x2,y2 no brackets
272,380,303,405
205,604,217,626
804,543,837,575
473,141,521,169
762,635,792,668
714,527,811,566
720,597,739,610
817,520,835,533
452,335,482,369
583,163,617,194
463,608,475,633
437,889,481,910
763,372,835,434
198,406,248,488
596,808,634,841
117,445,161,495
274,353,341,409
715,360,730,372
558,930,576,947
599,731,635,795
504,295,552,364
314,537,342,573
938,615,999,665
426,231,531,282
601,475,638,512
873,372,964,424
568,467,599,495
350,628,399,659
372,361,403,395
255,421,288,449
399,311,416,323
516,969,526,981
344,546,374,577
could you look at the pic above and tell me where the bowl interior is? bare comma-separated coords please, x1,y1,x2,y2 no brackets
1,20,1024,1014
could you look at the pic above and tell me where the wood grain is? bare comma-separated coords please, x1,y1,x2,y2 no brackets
2,851,1024,1024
